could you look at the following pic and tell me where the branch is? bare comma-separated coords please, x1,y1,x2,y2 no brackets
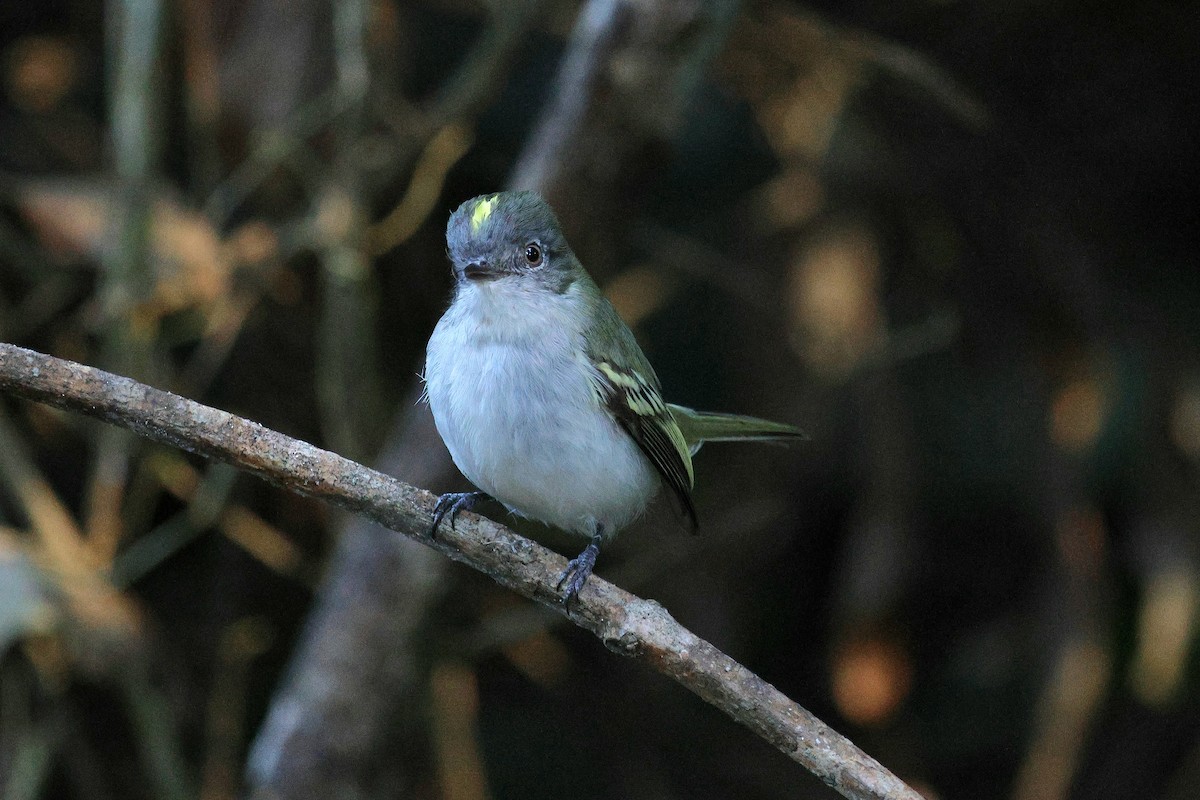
0,342,922,800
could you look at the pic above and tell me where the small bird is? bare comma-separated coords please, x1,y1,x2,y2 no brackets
424,191,804,603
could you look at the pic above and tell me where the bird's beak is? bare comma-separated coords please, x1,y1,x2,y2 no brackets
462,261,500,281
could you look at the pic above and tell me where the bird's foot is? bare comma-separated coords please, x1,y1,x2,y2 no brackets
429,491,489,538
556,535,602,606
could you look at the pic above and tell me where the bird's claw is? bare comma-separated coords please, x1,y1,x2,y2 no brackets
429,491,488,538
556,537,601,606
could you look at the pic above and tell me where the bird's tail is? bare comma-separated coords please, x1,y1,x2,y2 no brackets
668,404,807,454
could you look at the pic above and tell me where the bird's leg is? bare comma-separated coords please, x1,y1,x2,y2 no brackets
429,491,490,538
556,528,604,606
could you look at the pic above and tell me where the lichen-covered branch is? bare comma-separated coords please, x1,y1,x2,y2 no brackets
0,342,922,800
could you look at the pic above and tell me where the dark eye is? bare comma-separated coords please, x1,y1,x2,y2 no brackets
524,243,543,266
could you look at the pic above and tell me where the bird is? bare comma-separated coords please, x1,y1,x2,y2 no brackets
423,191,804,604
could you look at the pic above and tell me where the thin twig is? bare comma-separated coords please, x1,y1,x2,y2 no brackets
0,342,922,800
427,0,551,125
313,0,383,463
509,0,626,192
91,0,169,572
368,123,475,256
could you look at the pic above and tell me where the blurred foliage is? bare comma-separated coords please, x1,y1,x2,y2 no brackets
0,1,1198,799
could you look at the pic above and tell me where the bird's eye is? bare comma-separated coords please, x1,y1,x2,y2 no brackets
524,243,543,266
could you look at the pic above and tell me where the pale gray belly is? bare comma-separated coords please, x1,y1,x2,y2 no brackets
427,340,658,536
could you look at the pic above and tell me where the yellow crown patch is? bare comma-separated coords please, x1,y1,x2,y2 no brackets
470,195,498,233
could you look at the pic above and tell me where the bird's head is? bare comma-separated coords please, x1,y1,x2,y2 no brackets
445,191,577,292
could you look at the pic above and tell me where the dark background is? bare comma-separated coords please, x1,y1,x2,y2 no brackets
0,1,1197,799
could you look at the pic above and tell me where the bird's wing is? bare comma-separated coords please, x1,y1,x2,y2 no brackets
589,358,698,530
578,269,697,529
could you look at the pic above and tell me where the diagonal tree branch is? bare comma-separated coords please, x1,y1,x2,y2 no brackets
0,342,922,800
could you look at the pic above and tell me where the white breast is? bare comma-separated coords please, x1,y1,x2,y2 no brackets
424,279,658,537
